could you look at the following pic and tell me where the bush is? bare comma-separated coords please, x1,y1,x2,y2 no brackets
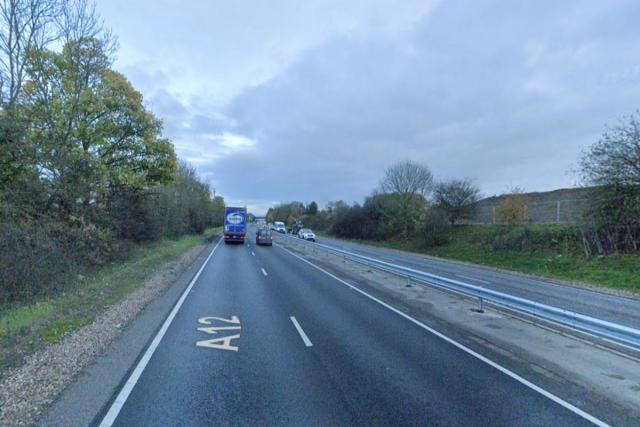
496,194,525,224
479,224,582,253
0,210,122,304
423,208,452,247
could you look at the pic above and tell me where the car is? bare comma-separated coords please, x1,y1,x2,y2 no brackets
255,228,273,246
297,228,316,242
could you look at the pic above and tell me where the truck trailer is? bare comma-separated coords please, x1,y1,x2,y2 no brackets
224,206,247,244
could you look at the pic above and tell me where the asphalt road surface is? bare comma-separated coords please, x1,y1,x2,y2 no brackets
99,230,606,426
309,234,640,329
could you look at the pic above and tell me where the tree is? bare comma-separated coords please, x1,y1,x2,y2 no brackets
433,178,480,225
306,201,318,215
580,112,640,252
212,195,225,226
379,160,433,237
23,38,176,219
0,0,62,189
0,0,217,305
0,0,61,111
267,201,305,226
496,188,525,225
380,160,434,197
423,208,451,247
580,112,640,187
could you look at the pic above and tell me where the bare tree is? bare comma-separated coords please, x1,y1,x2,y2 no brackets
0,0,115,113
433,178,480,225
580,111,640,187
57,0,116,54
580,112,640,252
379,160,433,237
0,0,60,112
380,160,434,197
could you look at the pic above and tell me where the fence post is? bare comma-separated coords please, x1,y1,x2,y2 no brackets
556,200,561,224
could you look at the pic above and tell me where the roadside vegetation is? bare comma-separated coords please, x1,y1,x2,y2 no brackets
0,227,219,377
0,0,226,310
268,113,640,292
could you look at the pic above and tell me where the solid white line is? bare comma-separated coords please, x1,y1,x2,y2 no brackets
456,274,491,285
99,238,223,427
261,268,268,276
276,244,610,427
290,316,313,347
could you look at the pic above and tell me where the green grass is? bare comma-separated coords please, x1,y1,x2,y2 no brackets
424,238,640,292
40,316,94,344
0,227,220,375
0,301,55,338
328,225,640,293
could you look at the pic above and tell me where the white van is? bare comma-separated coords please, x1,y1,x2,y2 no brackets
274,221,286,233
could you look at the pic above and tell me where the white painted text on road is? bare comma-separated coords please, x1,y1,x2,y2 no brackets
196,316,241,352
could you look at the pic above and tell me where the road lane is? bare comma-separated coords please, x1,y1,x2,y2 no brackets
309,234,640,329
111,241,356,426
106,237,599,426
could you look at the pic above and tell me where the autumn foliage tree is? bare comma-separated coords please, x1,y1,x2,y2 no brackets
496,189,526,225
0,0,216,304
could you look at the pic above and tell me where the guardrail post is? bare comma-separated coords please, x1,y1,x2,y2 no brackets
477,297,484,313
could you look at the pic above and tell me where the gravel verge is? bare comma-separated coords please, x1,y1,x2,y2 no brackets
0,242,208,426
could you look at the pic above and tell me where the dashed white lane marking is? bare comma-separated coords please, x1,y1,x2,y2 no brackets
276,243,611,427
456,274,491,284
261,268,268,276
251,251,255,256
290,316,313,347
100,238,222,427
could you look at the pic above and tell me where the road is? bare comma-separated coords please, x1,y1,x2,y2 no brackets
100,229,604,426
309,234,640,329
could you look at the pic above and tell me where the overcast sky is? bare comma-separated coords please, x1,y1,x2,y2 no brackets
97,0,640,215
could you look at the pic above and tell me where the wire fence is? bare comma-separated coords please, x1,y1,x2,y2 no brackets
468,198,594,225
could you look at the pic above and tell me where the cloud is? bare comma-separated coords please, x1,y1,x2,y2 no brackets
101,0,640,214
218,133,255,150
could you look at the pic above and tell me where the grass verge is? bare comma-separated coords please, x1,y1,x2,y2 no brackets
327,226,640,293
0,227,220,377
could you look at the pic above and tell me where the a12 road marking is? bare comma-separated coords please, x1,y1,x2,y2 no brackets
196,316,241,352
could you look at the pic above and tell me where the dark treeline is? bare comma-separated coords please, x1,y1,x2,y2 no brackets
0,0,223,304
267,161,477,244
